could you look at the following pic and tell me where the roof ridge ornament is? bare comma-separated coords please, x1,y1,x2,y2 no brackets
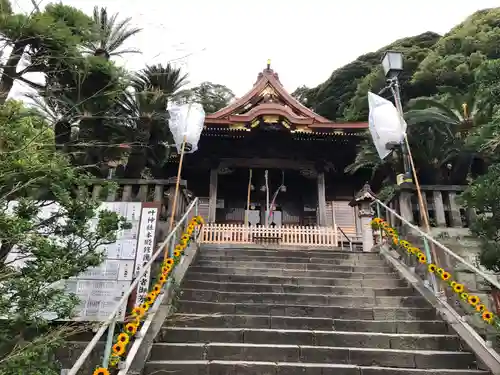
267,59,271,70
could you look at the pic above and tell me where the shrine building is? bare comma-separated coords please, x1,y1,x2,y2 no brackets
166,61,369,242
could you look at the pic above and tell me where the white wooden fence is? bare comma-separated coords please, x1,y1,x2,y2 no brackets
200,224,339,247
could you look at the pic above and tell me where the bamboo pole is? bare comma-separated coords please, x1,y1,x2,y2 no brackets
404,134,440,291
245,169,253,226
165,135,187,261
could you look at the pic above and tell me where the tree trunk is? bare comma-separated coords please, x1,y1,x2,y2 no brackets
124,119,151,178
0,43,24,104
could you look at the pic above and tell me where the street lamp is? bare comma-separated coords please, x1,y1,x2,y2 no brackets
381,50,413,186
381,51,403,79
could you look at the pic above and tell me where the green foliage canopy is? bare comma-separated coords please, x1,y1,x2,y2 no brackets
0,101,128,374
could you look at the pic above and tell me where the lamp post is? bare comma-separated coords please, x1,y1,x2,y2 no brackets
381,51,440,295
381,51,413,186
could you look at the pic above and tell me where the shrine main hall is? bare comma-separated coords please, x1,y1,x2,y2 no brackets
166,61,369,240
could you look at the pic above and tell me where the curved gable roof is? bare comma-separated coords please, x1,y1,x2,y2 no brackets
205,62,368,131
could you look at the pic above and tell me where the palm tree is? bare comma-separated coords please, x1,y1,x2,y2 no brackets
404,88,490,182
30,55,131,177
121,63,189,178
84,6,142,59
404,87,491,135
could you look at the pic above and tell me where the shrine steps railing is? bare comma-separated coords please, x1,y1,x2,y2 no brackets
200,223,358,247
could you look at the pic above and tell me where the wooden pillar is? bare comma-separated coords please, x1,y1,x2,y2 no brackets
317,172,327,226
208,168,218,223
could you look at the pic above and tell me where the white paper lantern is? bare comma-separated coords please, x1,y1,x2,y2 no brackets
168,103,205,154
367,92,407,160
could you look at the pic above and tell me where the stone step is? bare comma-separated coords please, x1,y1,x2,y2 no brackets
182,280,416,297
195,260,392,273
184,272,408,288
197,254,388,266
177,300,439,320
144,360,488,375
187,266,399,279
180,289,429,308
166,314,450,334
157,327,460,351
147,343,475,369
200,248,382,260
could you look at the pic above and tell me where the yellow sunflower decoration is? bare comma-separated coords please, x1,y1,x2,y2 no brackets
93,368,110,375
165,258,174,266
467,295,480,307
453,283,464,293
483,311,494,324
112,342,126,356
152,283,162,294
117,333,130,345
100,215,206,371
125,323,138,335
132,306,145,318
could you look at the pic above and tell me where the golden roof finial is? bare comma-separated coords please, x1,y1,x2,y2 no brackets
267,59,271,69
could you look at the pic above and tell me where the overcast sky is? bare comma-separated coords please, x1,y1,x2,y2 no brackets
9,0,500,98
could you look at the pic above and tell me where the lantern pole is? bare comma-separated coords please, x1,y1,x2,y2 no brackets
168,135,187,233
164,135,187,264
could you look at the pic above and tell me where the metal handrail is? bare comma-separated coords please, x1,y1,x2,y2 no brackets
336,224,353,252
67,197,199,375
372,197,500,291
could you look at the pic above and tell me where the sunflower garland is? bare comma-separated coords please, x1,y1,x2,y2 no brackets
371,217,500,328
95,215,205,374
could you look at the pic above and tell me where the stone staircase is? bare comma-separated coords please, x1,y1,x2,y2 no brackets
144,247,489,375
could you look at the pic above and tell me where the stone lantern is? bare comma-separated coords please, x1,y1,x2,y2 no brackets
350,183,376,252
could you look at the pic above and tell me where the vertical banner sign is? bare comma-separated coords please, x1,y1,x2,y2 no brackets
134,203,160,306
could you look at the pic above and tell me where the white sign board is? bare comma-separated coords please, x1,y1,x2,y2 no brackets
69,202,142,321
134,206,159,306
3,201,161,322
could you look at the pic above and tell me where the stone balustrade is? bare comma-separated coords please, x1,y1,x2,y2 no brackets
382,185,475,238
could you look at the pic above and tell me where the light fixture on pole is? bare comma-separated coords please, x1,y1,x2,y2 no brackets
381,50,413,186
381,51,403,79
368,51,439,295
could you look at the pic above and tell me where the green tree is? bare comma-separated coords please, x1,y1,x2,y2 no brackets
30,54,129,177
0,2,97,102
291,85,313,106
83,6,142,59
0,101,128,374
177,81,235,114
461,163,500,272
121,63,189,179
295,32,440,121
412,8,500,91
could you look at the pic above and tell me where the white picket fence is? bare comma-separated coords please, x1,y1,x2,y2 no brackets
200,224,339,247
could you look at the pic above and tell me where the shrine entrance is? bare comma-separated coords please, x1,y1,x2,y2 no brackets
216,167,316,227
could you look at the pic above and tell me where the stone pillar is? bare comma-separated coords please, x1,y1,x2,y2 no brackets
350,183,375,252
208,168,218,223
398,191,414,223
448,192,463,228
432,190,447,227
317,172,327,226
